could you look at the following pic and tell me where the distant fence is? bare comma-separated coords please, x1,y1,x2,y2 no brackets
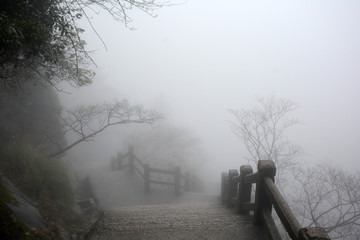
111,146,202,196
221,160,331,240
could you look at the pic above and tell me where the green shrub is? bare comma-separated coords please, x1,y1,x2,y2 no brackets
0,176,49,240
0,142,74,207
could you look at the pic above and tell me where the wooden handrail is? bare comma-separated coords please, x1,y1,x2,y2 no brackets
148,167,175,175
221,160,331,240
110,146,198,196
133,154,145,168
263,177,301,239
134,165,145,179
243,172,258,183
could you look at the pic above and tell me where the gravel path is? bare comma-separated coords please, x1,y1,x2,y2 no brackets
85,202,268,240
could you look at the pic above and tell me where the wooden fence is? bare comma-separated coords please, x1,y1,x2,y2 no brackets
221,160,331,240
111,146,199,196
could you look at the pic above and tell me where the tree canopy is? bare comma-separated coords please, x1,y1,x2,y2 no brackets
0,0,169,90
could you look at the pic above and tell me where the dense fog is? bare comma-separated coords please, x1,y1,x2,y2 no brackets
60,0,360,181
1,0,360,239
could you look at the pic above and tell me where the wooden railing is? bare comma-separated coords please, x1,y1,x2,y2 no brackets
221,160,331,240
111,146,197,196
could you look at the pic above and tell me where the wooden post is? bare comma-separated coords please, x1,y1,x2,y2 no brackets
254,160,276,226
227,169,239,208
184,172,190,192
237,165,253,214
174,167,181,196
144,164,150,193
128,145,134,173
221,172,228,205
117,152,123,170
299,227,330,240
111,157,116,171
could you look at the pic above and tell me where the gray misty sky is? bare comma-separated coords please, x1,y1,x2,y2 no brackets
60,0,360,180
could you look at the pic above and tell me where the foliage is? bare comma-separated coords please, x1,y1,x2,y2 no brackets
0,176,16,206
229,95,302,184
0,83,67,154
0,140,79,237
0,0,170,90
0,142,74,206
0,0,93,89
0,204,49,240
0,80,73,208
0,176,52,239
0,83,104,236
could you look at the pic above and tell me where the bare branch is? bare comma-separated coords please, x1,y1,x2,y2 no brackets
229,95,301,185
49,100,162,158
293,164,360,239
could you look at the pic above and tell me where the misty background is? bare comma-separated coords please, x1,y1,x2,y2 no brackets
59,0,360,181
1,0,360,239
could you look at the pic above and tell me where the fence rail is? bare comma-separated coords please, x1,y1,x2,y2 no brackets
111,146,201,196
221,160,331,240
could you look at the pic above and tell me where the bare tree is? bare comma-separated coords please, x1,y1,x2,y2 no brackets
49,100,162,158
229,95,302,184
229,95,360,239
122,123,204,173
114,123,205,191
293,164,360,239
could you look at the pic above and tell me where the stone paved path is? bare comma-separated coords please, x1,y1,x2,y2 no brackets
85,202,268,240
89,167,180,209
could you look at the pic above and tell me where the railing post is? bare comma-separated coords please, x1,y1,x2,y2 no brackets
221,172,228,205
174,167,181,196
223,160,331,240
128,145,134,173
184,172,190,192
254,160,275,226
117,152,123,170
111,156,116,170
299,227,330,240
227,169,239,208
237,165,253,214
144,164,150,193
